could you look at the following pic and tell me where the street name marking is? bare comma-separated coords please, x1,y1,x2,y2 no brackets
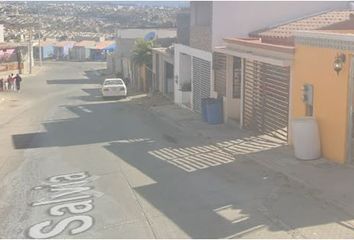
26,171,103,239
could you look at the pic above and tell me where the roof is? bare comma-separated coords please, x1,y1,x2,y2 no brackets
41,41,57,47
0,42,27,50
152,46,174,58
55,41,76,48
223,38,295,54
38,38,57,47
250,10,354,45
74,40,96,48
95,40,116,50
116,28,176,39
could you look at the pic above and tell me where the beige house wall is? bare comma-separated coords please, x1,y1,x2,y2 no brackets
224,55,241,123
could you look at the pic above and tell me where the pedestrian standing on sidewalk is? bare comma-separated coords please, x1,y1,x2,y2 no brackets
0,78,3,91
4,77,8,91
10,73,15,91
15,73,22,92
7,75,12,91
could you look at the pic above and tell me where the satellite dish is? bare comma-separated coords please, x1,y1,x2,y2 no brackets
144,32,156,41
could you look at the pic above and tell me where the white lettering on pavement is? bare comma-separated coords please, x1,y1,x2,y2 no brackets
27,171,103,239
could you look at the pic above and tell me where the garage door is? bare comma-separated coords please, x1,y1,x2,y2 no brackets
243,60,290,141
192,57,211,112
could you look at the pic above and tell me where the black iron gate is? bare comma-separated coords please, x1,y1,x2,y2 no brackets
243,60,290,141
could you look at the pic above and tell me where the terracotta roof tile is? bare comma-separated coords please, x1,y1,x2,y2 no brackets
251,10,354,44
55,41,76,48
74,40,96,48
95,41,115,50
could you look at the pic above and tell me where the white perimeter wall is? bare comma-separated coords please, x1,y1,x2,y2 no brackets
174,44,212,106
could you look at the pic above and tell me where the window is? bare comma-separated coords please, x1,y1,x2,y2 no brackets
104,79,124,85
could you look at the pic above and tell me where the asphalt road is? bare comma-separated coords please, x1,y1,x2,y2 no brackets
0,62,353,239
0,61,208,238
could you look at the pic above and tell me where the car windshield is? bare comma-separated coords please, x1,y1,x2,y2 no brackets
104,79,124,85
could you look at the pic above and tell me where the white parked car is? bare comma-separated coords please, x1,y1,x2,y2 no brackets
101,78,127,99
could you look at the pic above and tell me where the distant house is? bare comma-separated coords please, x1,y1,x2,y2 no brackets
152,47,174,99
0,42,31,75
91,40,116,61
71,40,96,61
33,39,56,60
108,28,177,78
149,11,190,98
54,41,76,60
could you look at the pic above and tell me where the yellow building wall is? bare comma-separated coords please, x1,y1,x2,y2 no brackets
292,45,351,163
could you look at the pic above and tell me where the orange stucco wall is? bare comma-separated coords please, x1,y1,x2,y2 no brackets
292,44,351,163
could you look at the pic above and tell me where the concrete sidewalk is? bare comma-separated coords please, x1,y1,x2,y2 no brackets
149,101,354,221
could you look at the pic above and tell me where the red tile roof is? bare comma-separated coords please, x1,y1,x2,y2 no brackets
95,40,115,50
74,40,96,48
223,37,295,54
250,10,354,45
55,41,76,48
39,38,57,47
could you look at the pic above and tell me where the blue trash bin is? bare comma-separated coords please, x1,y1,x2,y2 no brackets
206,98,223,124
201,98,210,122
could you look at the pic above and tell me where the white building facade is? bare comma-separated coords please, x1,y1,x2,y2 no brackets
174,1,348,116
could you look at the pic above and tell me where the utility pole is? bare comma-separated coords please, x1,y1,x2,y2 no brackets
28,28,32,74
38,15,42,66
38,31,42,66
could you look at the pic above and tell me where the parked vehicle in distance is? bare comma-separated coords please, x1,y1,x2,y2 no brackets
101,78,127,99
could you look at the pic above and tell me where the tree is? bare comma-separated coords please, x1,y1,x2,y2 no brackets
131,38,153,68
131,38,154,92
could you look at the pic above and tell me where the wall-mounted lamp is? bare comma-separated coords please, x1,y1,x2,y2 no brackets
334,53,346,75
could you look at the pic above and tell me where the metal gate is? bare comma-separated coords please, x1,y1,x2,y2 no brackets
213,52,227,97
192,57,211,112
243,60,290,141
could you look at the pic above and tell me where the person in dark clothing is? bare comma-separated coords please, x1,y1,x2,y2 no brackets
123,77,130,87
15,73,22,92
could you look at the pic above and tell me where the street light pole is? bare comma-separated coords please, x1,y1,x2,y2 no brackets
38,32,42,66
28,28,32,74
38,16,42,66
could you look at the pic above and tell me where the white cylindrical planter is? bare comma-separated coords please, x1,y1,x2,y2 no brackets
292,117,321,160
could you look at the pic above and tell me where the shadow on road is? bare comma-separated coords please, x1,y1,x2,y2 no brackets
9,63,354,238
10,91,354,238
103,139,354,238
46,69,104,85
